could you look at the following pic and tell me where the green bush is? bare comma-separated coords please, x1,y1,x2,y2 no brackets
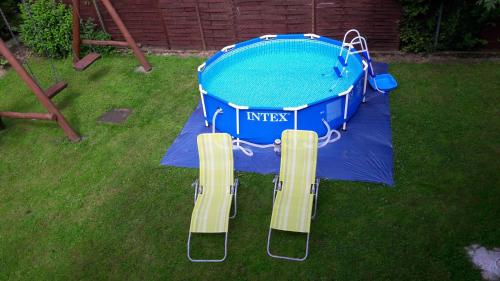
399,0,500,52
19,0,72,58
0,0,21,40
0,58,8,68
19,0,114,59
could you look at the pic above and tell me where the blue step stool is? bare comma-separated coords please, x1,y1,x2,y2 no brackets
369,73,398,92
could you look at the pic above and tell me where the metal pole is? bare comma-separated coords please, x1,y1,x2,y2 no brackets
236,108,240,146
433,0,444,51
99,0,152,72
342,94,349,131
0,39,80,142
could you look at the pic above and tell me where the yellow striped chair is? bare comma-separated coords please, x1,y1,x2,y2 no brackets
187,133,239,262
267,130,319,261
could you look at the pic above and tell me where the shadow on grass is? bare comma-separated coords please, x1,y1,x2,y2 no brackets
187,233,227,261
87,66,111,82
56,90,82,111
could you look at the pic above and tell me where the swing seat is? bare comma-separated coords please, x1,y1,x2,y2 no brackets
369,73,398,93
44,81,68,99
74,53,101,71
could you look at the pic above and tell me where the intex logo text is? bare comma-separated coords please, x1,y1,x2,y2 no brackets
246,112,290,122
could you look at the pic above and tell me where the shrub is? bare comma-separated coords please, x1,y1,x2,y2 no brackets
19,0,72,58
0,58,8,68
399,0,500,52
19,0,114,58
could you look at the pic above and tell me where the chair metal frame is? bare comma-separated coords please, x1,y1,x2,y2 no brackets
267,176,319,261
187,178,239,262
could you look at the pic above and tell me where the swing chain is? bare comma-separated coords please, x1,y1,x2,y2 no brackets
92,0,107,34
0,7,40,85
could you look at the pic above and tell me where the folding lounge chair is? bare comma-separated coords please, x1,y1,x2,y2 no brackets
187,133,239,262
267,130,320,261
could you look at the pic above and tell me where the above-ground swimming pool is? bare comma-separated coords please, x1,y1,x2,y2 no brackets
198,33,368,145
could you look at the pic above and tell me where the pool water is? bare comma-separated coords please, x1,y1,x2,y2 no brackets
201,39,363,109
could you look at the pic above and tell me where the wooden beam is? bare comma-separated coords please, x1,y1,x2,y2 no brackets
82,39,141,48
73,52,101,71
99,0,152,72
0,112,55,120
45,81,68,99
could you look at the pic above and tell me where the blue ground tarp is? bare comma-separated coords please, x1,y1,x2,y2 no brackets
161,62,394,186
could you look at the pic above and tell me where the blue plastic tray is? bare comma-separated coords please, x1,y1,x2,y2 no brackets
369,73,398,92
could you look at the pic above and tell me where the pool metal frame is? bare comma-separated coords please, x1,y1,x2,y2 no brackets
197,33,369,147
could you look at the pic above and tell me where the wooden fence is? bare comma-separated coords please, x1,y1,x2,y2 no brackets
73,0,402,51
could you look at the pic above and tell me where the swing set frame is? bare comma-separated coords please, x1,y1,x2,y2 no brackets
0,0,152,142
0,38,80,142
71,0,152,72
0,6,79,141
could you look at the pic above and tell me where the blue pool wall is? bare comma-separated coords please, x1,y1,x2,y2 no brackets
199,34,366,144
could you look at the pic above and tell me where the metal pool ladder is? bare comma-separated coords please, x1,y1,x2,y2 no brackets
334,29,398,94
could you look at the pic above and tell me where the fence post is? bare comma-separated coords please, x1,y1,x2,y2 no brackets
195,0,207,50
155,0,171,49
312,0,316,34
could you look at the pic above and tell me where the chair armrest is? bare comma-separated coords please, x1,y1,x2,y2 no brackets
192,179,203,194
272,175,279,184
273,175,282,191
310,179,320,195
231,178,239,195
192,179,200,204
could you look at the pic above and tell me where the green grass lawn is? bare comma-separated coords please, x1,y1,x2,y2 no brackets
0,54,499,280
